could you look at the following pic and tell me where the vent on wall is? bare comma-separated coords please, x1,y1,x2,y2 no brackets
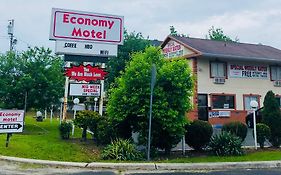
274,80,281,87
213,77,225,84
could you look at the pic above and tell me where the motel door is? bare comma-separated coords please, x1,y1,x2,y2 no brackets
198,94,208,121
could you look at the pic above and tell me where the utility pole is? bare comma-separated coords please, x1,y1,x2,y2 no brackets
7,19,17,51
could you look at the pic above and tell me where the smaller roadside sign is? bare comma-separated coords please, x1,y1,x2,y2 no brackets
65,64,107,82
69,83,101,96
0,110,24,133
55,40,117,57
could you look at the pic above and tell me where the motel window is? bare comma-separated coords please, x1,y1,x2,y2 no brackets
210,62,226,78
271,66,281,80
211,94,235,109
243,95,260,110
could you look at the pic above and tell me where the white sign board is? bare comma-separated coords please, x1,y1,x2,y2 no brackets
49,8,124,45
229,64,268,79
209,111,231,118
55,40,117,56
69,84,101,96
0,110,24,133
162,40,184,58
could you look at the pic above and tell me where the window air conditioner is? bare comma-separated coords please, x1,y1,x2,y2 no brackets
274,80,281,87
213,77,225,84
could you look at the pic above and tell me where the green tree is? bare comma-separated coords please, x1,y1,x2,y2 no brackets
207,26,238,42
74,110,101,141
0,47,64,110
169,26,188,37
169,26,178,36
107,30,150,87
256,123,271,149
262,90,281,147
107,46,193,154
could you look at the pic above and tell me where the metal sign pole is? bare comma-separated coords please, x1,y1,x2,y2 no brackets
147,64,156,161
62,61,70,120
5,133,12,147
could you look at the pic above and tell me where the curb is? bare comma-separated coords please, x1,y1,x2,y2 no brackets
0,156,87,168
1,155,281,171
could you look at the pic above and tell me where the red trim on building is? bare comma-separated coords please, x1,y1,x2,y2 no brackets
192,57,198,111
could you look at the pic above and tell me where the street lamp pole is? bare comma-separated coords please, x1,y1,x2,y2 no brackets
72,98,80,136
94,97,98,112
59,98,64,124
250,100,258,150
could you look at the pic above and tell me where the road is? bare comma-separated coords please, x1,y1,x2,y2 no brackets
1,160,281,175
125,169,281,175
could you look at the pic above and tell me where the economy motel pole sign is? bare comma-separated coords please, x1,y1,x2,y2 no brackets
49,8,123,120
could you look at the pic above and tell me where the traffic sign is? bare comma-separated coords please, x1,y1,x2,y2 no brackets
0,110,24,133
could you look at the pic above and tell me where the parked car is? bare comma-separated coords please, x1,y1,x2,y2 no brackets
245,107,263,128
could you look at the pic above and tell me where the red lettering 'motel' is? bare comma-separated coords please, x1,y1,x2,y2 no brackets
71,28,106,39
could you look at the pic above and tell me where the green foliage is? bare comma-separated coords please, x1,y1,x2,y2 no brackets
107,46,193,153
74,110,101,141
170,26,178,36
169,26,188,37
209,132,244,156
101,139,143,161
256,123,271,148
222,121,248,142
94,117,118,145
107,30,150,87
0,47,64,110
59,121,72,139
207,26,238,42
262,90,281,147
185,120,213,150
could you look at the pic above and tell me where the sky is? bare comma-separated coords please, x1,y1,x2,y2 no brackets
0,0,281,54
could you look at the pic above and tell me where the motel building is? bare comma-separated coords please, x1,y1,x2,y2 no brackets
161,35,281,127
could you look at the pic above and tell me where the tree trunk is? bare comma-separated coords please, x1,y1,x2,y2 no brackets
82,127,87,141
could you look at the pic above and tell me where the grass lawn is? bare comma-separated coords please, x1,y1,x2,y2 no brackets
0,112,101,162
159,148,281,163
1,112,281,163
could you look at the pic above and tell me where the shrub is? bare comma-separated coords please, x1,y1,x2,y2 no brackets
185,120,213,150
262,90,281,147
256,123,271,149
101,139,143,161
209,131,244,156
222,121,247,141
74,110,101,141
94,117,117,145
58,121,72,139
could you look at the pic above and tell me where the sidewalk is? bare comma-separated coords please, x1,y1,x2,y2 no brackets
1,155,281,171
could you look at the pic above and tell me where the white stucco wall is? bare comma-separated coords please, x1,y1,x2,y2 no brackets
197,58,281,110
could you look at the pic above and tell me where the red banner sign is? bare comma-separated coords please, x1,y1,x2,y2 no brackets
65,64,107,82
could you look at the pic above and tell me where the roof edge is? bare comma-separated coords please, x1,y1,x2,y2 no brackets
202,53,281,63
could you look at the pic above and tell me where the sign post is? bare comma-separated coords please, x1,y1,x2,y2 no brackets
147,64,156,161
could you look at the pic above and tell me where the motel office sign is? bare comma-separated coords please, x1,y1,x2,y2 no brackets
49,8,124,45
